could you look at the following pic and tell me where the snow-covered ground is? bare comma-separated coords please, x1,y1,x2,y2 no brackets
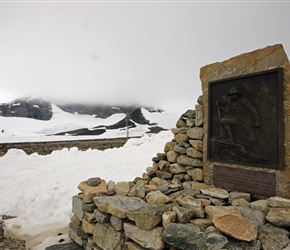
0,104,180,142
0,106,179,249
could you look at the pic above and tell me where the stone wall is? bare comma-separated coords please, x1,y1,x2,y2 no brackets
0,138,130,157
70,102,290,250
69,45,290,250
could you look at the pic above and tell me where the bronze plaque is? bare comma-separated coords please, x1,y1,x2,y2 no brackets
213,165,276,197
208,68,283,170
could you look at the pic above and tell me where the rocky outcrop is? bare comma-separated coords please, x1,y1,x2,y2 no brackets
0,97,52,120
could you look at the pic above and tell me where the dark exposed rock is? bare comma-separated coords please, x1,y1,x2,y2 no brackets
45,242,84,250
162,223,228,250
0,97,52,120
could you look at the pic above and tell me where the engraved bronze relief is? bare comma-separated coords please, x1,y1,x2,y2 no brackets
208,68,283,170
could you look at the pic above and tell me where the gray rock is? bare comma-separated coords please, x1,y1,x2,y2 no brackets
195,104,204,127
267,196,290,208
186,127,203,140
126,204,164,230
172,206,195,223
258,223,290,250
93,223,124,250
87,177,102,187
93,196,147,218
266,207,290,227
169,163,187,174
250,199,269,214
94,208,110,223
82,203,96,213
72,195,84,221
124,223,164,250
235,206,266,234
173,144,187,154
177,155,203,167
155,170,173,179
162,223,228,250
45,242,84,250
110,215,123,231
224,238,261,250
229,192,251,203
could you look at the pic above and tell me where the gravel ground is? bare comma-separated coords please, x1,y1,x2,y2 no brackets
0,220,26,250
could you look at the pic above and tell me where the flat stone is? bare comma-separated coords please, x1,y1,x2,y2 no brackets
186,147,203,159
110,215,123,231
229,192,251,203
173,144,186,154
169,163,187,174
250,199,269,213
190,218,213,229
224,238,261,250
82,219,95,234
174,133,189,143
45,242,84,250
201,187,229,199
189,139,203,152
146,190,172,204
177,155,203,167
258,223,290,250
186,127,203,140
172,206,195,223
126,204,164,230
213,212,257,241
78,180,107,197
205,205,237,220
187,168,203,181
93,196,147,218
164,141,177,152
267,196,290,208
235,206,266,234
115,181,130,195
195,104,204,127
231,198,250,207
72,195,83,221
266,207,290,227
124,223,164,250
93,222,124,250
177,196,204,218
166,150,180,163
162,223,228,250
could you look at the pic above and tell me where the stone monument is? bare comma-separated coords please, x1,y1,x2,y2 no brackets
200,44,290,198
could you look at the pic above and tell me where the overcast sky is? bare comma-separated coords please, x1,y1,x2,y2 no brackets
0,1,289,112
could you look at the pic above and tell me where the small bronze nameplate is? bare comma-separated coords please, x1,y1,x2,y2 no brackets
213,165,276,197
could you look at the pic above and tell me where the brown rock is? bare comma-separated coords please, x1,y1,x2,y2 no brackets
189,140,203,152
162,211,176,228
78,180,107,197
146,190,172,204
82,219,96,234
213,213,257,241
174,133,189,143
124,223,164,250
166,151,179,163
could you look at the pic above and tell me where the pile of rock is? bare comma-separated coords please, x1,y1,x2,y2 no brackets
69,99,290,250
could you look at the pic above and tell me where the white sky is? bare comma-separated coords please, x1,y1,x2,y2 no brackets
0,1,290,112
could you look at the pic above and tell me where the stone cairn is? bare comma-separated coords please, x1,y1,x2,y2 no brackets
70,97,290,250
